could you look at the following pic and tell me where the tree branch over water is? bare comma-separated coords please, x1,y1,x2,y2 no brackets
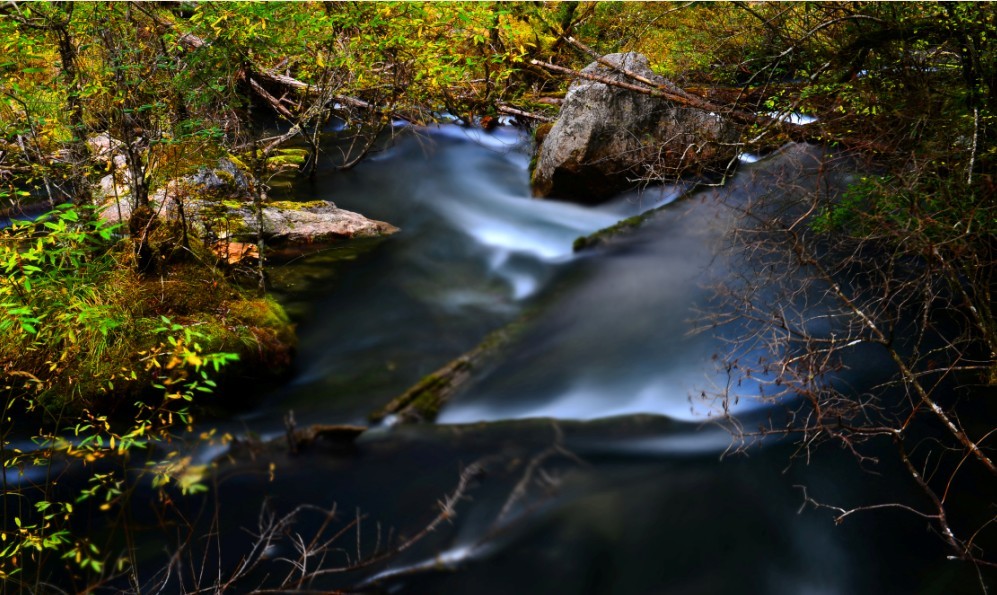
705,145,997,573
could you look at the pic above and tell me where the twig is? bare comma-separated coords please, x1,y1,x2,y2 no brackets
495,103,555,123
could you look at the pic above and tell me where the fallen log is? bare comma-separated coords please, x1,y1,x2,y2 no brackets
371,315,533,424
284,410,366,454
246,74,295,120
253,69,420,124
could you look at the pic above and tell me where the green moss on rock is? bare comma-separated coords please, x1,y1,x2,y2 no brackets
533,122,554,144
266,199,329,211
573,214,646,252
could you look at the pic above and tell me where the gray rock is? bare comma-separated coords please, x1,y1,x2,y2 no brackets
95,152,397,244
224,202,399,244
185,158,250,196
532,53,739,203
87,133,123,160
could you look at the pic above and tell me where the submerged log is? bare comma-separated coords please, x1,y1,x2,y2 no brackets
284,410,366,454
371,316,533,424
288,424,366,453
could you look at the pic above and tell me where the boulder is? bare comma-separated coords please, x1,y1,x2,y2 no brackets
219,200,399,245
532,53,740,203
87,132,125,162
91,141,397,245
95,154,251,224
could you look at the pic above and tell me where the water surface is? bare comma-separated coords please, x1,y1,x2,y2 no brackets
170,128,984,593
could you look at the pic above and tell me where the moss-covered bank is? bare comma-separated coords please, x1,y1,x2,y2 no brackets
138,263,298,413
0,241,296,417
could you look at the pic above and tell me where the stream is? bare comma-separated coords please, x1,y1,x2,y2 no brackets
132,125,982,593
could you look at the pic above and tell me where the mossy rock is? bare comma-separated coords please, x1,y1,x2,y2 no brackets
265,199,329,211
171,295,297,412
223,295,298,368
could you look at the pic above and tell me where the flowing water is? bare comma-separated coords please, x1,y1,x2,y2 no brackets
127,127,985,592
239,125,682,432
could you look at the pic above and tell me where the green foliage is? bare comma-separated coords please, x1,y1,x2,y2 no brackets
0,205,244,583
814,169,997,255
811,176,887,234
0,204,126,404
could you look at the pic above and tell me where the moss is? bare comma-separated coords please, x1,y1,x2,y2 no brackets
215,168,237,186
268,148,309,170
225,295,297,353
15,254,297,416
529,122,554,177
573,214,646,252
143,263,240,315
228,295,291,332
266,199,329,211
371,317,529,423
533,122,553,144
371,365,456,423
406,374,447,420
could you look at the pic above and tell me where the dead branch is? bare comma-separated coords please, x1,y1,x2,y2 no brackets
708,146,997,570
495,102,555,123
565,36,699,102
527,58,776,129
245,75,295,120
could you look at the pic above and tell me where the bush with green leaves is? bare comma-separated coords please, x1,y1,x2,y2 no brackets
0,204,239,585
0,204,126,406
